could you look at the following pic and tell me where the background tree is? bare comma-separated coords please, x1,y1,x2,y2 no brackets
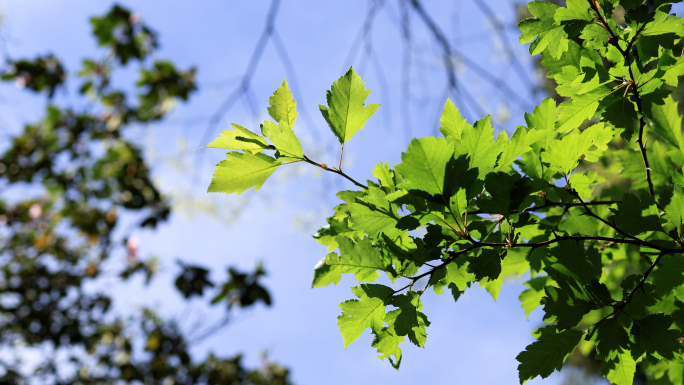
0,5,290,383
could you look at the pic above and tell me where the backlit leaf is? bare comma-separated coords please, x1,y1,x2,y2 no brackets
319,68,379,144
208,151,280,195
268,79,298,128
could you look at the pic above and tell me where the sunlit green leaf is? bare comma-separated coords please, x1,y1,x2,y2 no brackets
208,151,280,195
319,67,379,144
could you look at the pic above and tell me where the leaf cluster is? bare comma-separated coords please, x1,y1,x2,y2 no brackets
206,0,684,384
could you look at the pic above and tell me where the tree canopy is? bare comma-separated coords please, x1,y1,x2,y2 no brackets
0,5,290,384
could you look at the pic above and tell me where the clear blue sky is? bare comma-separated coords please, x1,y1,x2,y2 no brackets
0,1,569,384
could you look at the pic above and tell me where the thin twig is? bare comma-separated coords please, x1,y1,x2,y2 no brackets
302,154,367,189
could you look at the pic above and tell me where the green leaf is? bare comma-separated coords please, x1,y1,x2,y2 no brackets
327,236,395,282
658,52,684,87
443,260,474,292
314,207,363,251
542,280,610,330
524,98,558,133
516,147,545,180
610,193,663,236
395,137,453,196
480,275,504,301
581,22,612,50
565,55,612,96
554,0,593,23
495,126,546,172
478,172,535,218
616,142,676,193
439,99,468,141
558,205,601,236
467,249,503,281
457,115,505,178
337,284,394,348
593,314,630,360
543,240,602,283
203,123,271,153
518,1,568,59
390,292,430,347
501,247,531,278
621,280,657,319
541,39,587,79
650,96,683,150
600,94,638,141
372,311,404,369
261,120,303,160
568,171,604,201
516,326,584,383
519,276,549,320
664,184,684,236
641,85,672,123
319,67,379,144
556,84,613,133
602,349,636,385
208,151,280,195
641,7,684,37
267,79,298,128
372,161,400,192
631,314,682,361
382,234,436,277
650,254,684,297
347,186,402,238
542,122,616,175
312,257,343,288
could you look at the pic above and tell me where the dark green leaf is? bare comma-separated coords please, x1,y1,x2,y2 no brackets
390,292,430,347
467,249,503,281
610,193,664,236
516,327,584,383
631,314,682,361
593,315,631,360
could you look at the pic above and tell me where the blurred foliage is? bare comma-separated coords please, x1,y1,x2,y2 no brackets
90,5,158,65
0,5,292,384
0,54,66,97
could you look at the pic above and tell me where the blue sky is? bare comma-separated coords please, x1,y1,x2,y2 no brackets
0,1,570,384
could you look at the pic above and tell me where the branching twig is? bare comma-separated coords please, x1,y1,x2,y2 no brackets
302,154,367,189
467,198,621,216
587,0,656,199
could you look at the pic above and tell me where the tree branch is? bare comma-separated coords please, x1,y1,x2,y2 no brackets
302,154,367,189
